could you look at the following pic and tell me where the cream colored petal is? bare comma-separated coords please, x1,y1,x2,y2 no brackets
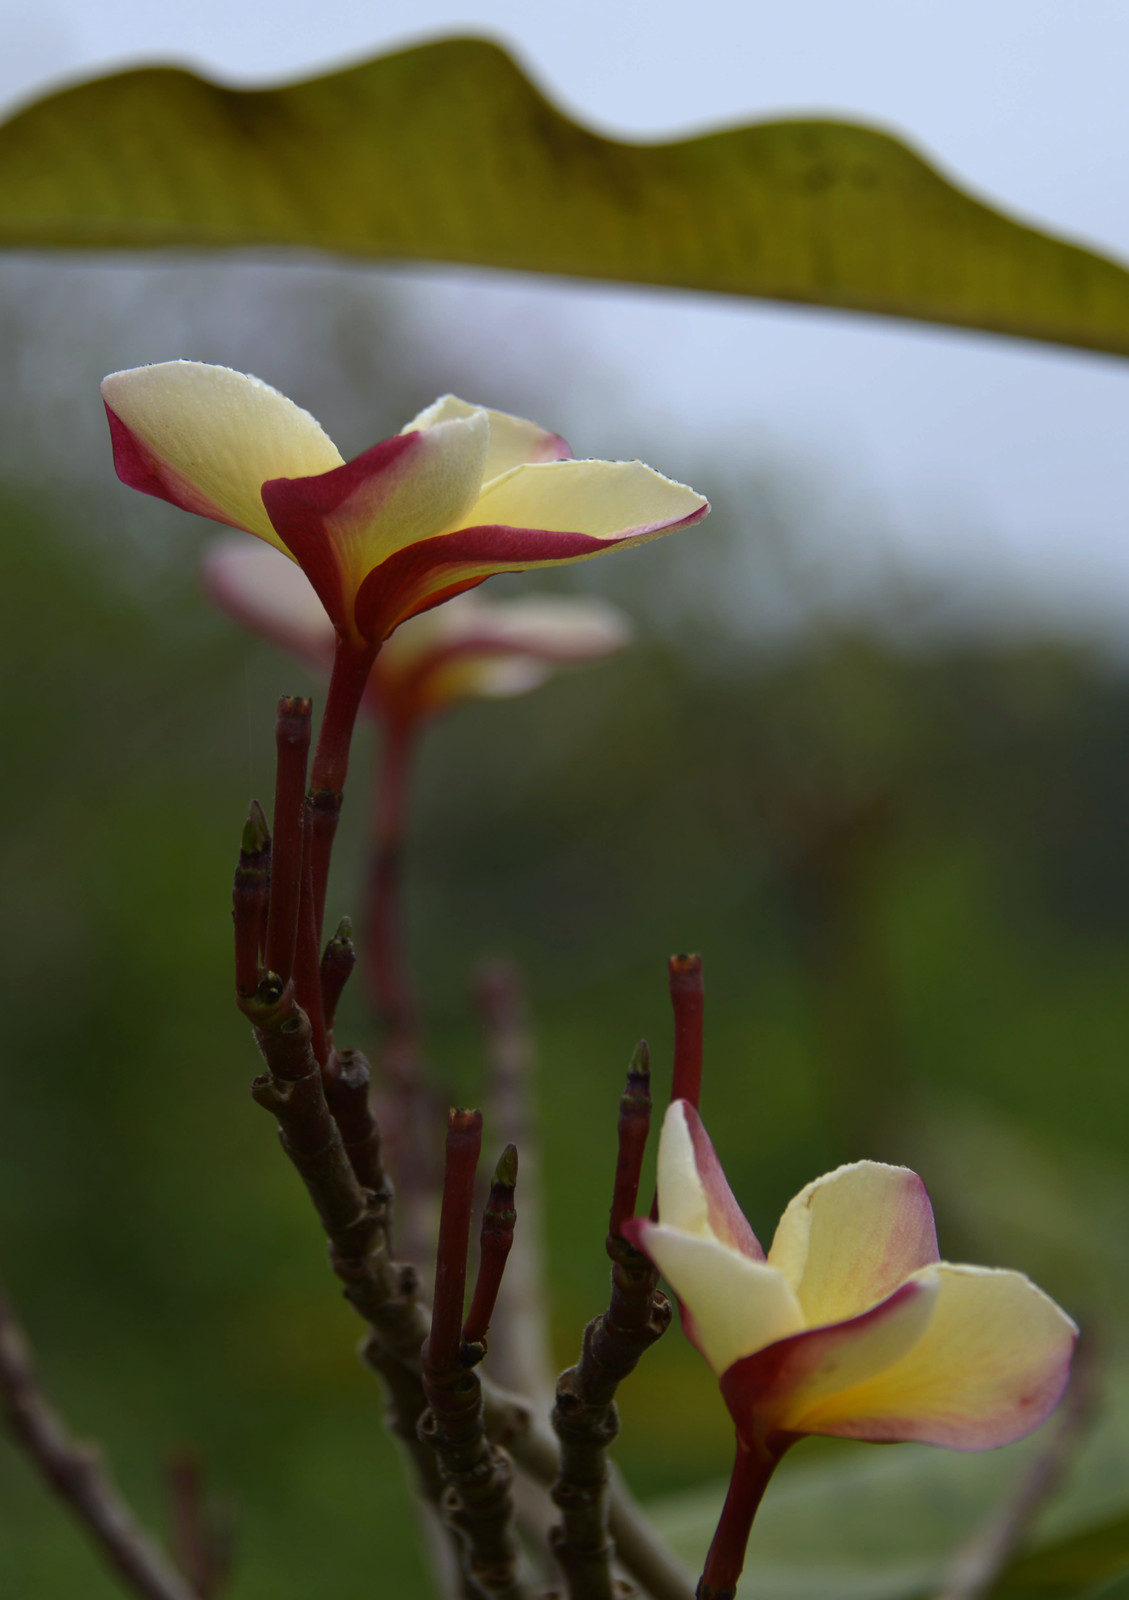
771,1275,939,1432
655,1101,713,1240
796,1263,1078,1449
405,393,569,479
656,1101,764,1258
467,458,707,539
316,413,491,600
102,361,343,549
768,1162,939,1325
638,1222,804,1376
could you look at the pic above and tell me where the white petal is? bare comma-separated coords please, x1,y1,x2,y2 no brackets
102,361,342,548
640,1223,803,1376
768,1162,939,1325
405,393,569,480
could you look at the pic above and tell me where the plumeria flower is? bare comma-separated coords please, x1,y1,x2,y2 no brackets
203,536,634,729
101,364,707,651
103,363,705,798
625,1100,1076,1597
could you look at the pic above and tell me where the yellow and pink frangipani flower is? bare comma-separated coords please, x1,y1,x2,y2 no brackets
101,363,708,646
625,1101,1076,1459
203,536,634,727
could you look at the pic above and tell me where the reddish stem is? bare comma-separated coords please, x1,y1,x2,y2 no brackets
461,1144,518,1351
609,1041,652,1238
293,801,329,1071
697,1440,782,1600
264,698,311,983
428,1109,483,1375
303,635,377,965
309,633,378,797
319,918,355,1040
306,789,342,957
669,953,705,1110
365,716,418,1040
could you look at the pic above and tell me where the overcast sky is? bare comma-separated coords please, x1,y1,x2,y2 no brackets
3,1,1129,641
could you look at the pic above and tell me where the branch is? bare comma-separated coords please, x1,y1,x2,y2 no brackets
240,959,691,1600
0,1284,199,1600
239,973,440,1498
166,1452,234,1600
549,1051,675,1600
419,1114,528,1600
477,961,555,1407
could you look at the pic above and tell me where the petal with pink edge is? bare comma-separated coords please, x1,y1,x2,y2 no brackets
720,1274,938,1450
768,1162,940,1326
406,394,571,479
469,457,708,537
101,362,343,550
203,538,335,673
351,485,708,641
262,415,489,636
656,1102,764,1260
794,1263,1078,1450
626,1218,802,1376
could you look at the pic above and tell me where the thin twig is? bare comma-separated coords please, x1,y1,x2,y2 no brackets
550,1053,674,1600
420,1113,528,1600
934,1346,1098,1600
478,961,556,1408
166,1452,233,1600
0,1284,199,1600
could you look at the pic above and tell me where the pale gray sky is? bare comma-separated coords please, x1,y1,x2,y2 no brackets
3,1,1129,640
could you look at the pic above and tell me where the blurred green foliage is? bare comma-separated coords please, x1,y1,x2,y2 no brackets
1,445,1127,1595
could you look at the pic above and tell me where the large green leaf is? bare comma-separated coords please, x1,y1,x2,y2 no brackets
3,37,1129,357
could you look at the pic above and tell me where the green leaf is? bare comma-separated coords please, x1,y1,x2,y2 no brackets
4,37,1129,357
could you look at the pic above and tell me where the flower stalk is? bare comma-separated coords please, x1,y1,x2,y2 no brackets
696,1441,785,1600
263,696,310,984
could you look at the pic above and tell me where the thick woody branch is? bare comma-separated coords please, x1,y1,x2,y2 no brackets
0,1286,199,1600
420,1362,528,1600
239,975,437,1489
551,1259,672,1600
